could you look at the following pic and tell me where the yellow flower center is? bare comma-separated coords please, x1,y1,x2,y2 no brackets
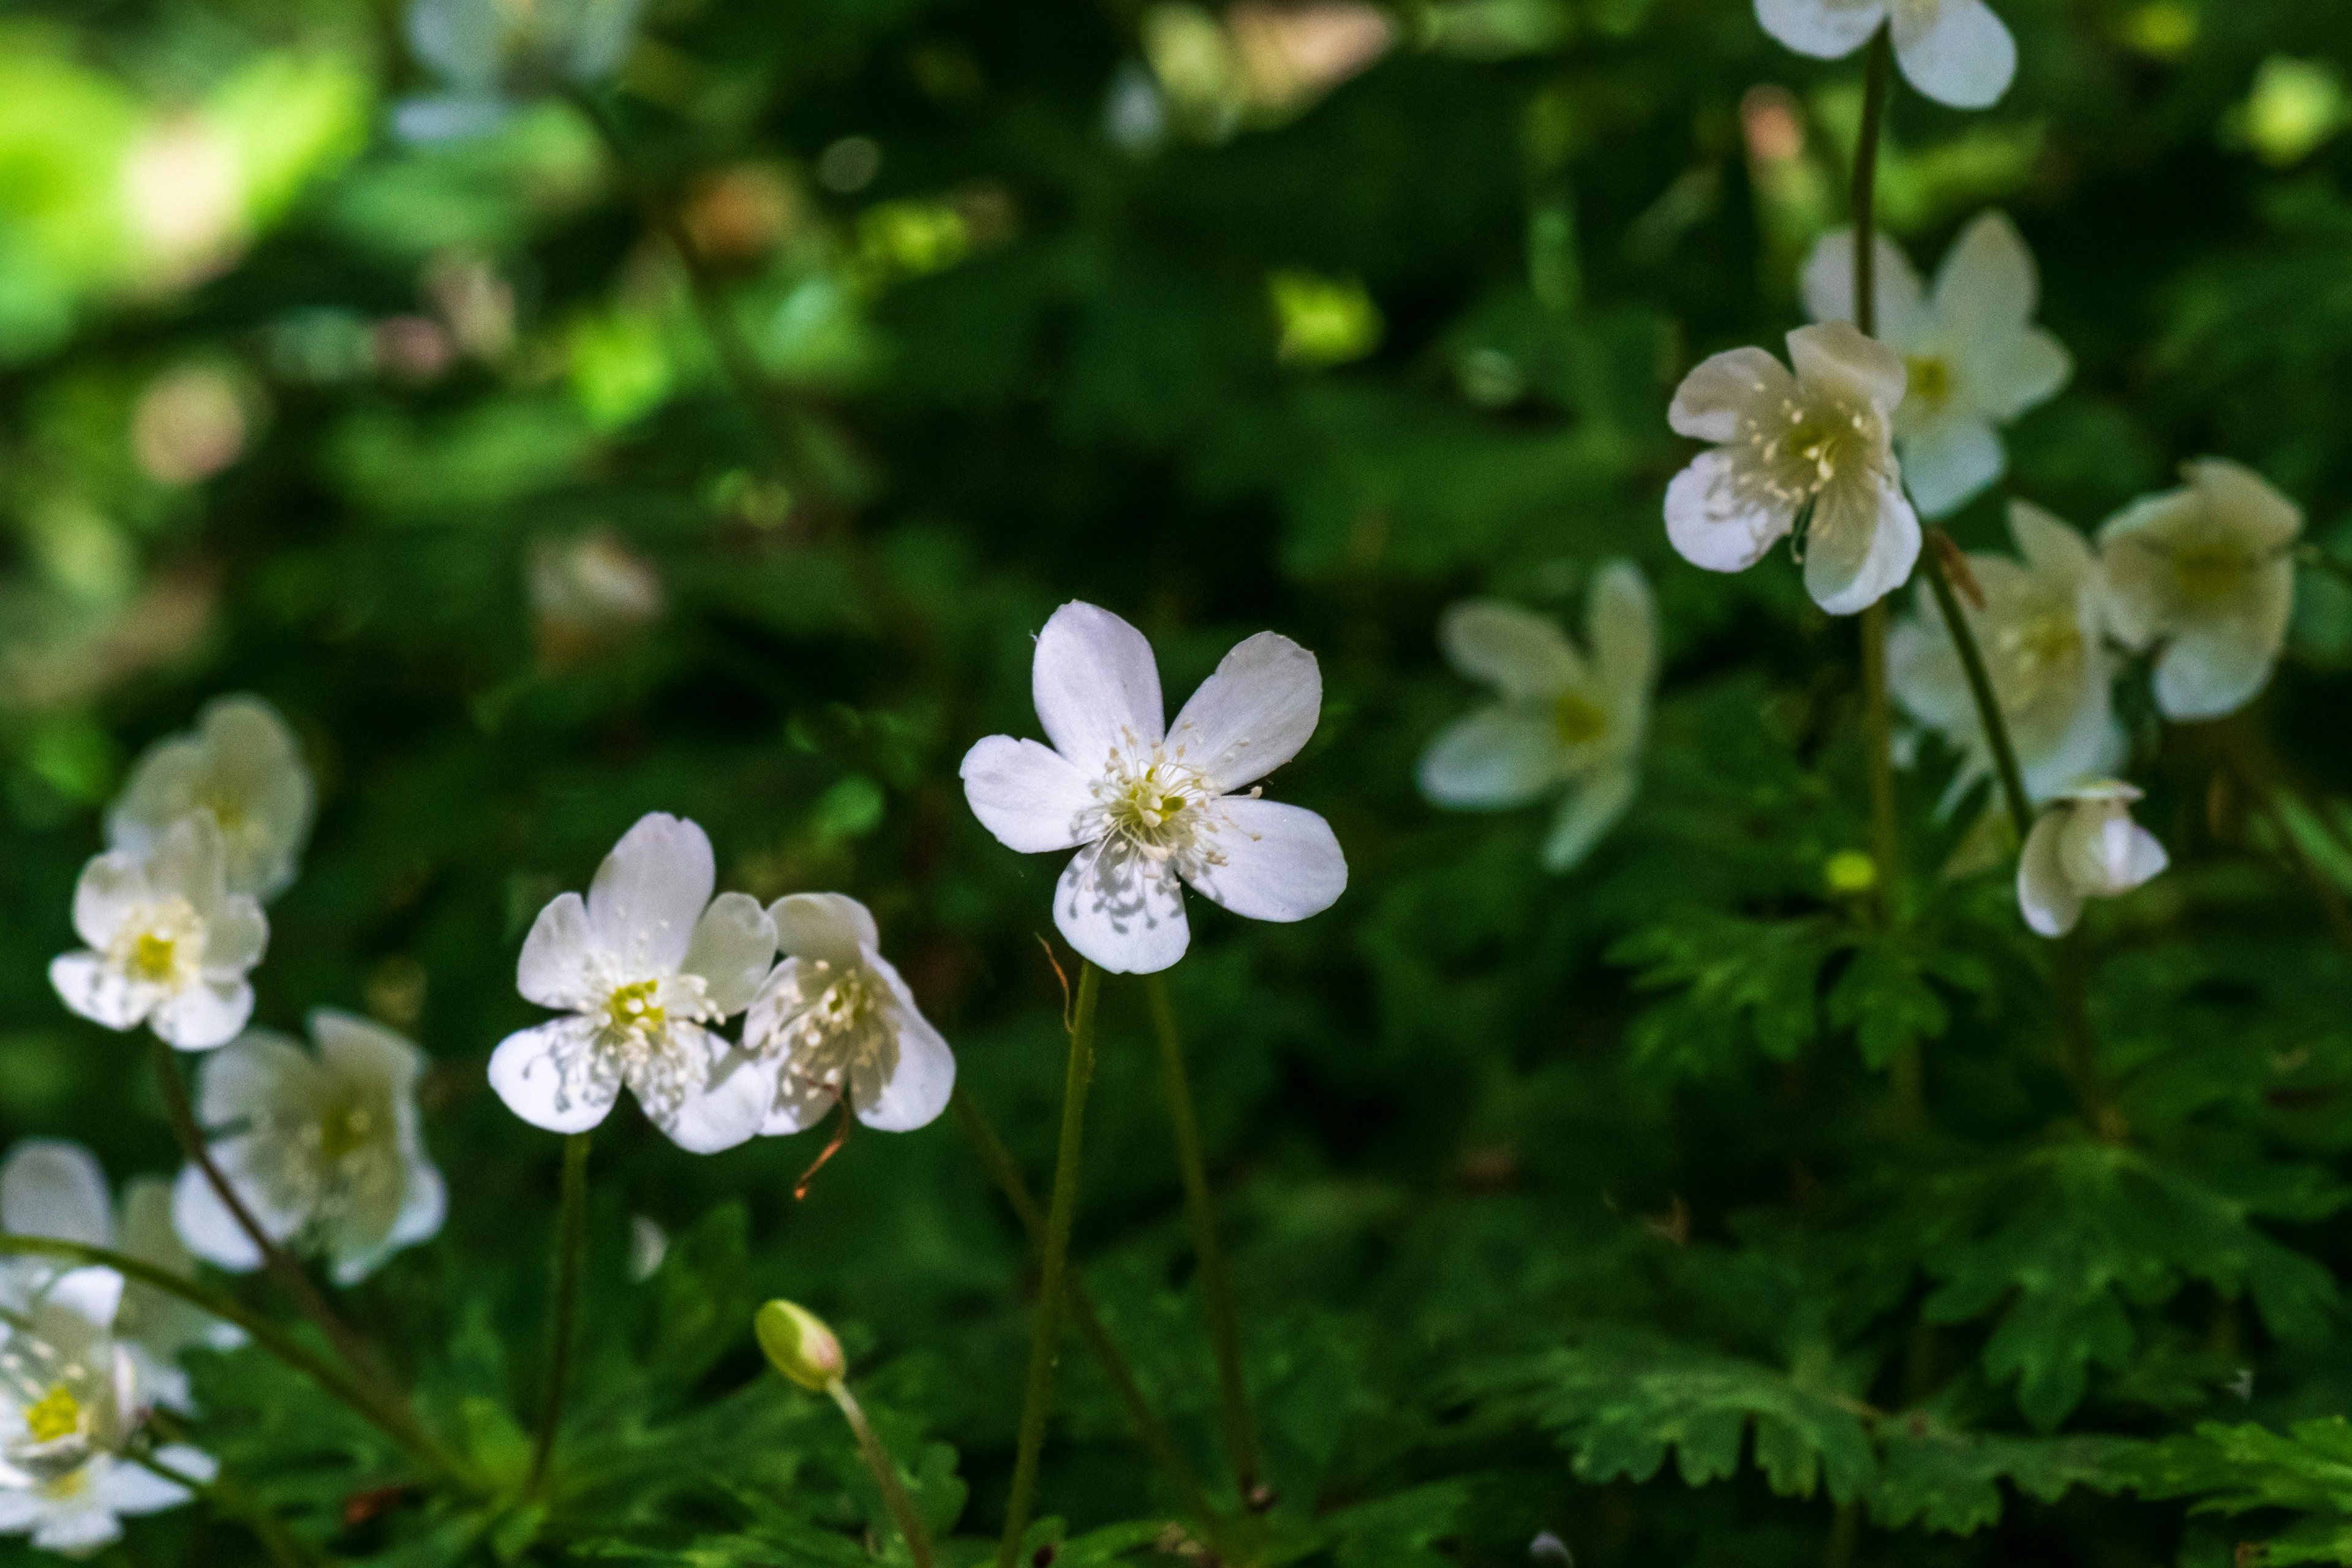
2171,540,2250,602
108,895,205,990
604,978,666,1039
131,932,180,983
39,1464,92,1500
1992,606,2084,716
1905,354,1953,412
318,1101,373,1161
1553,690,1610,747
199,788,249,835
23,1386,81,1446
1737,393,1875,508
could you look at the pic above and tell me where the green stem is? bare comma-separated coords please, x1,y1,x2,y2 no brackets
0,1235,461,1486
995,962,1102,1568
830,1379,938,1568
148,1040,404,1399
1143,973,1261,1499
949,1089,1224,1526
529,1132,592,1498
1852,26,1893,342
1919,533,2035,840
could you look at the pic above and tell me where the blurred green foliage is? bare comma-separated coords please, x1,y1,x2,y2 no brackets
6,0,2352,1563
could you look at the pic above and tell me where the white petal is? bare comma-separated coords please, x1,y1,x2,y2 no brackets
1898,415,2005,519
1806,474,1921,616
641,1028,767,1154
1668,346,1793,443
762,1070,839,1136
309,1009,424,1098
2190,458,2303,549
959,736,1100,853
1665,449,1798,573
385,1159,448,1252
151,981,253,1051
1974,328,2070,421
2152,628,2277,721
1,1142,115,1249
1417,709,1562,808
1438,601,1581,701
43,1267,123,1332
1931,211,2037,338
172,1163,263,1273
1799,228,1924,334
488,1017,619,1135
2092,491,2188,649
99,1447,206,1515
70,853,148,950
1542,766,1640,872
586,813,715,978
768,892,880,968
195,1031,320,1125
1032,601,1166,767
1891,0,2015,107
855,958,956,1133
1755,0,1886,59
1588,562,1657,703
2064,807,2168,895
1167,631,1323,791
0,1491,46,1533
146,816,230,918
518,892,601,1011
2016,810,2082,937
2008,500,2094,584
1183,797,1347,924
201,897,268,976
49,952,148,1032
1055,836,1189,974
31,1498,123,1553
681,892,777,1017
1789,321,1907,413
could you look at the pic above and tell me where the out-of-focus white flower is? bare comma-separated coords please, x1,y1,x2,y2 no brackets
742,894,955,1135
1756,0,2016,110
397,0,644,140
1417,562,1657,872
1665,322,1918,614
120,115,245,288
490,814,778,1153
110,695,314,903
0,1143,241,1417
529,530,664,667
2016,780,2168,936
960,602,1348,974
1802,213,2071,518
2096,459,2302,722
0,1268,213,1556
1890,502,2121,805
171,1011,445,1286
130,366,252,489
50,817,268,1052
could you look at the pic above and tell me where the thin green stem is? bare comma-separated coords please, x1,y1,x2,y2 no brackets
1143,973,1260,1498
831,1379,938,1568
529,1132,592,1498
0,1235,461,1486
148,1039,402,1398
995,962,1102,1568
1852,26,1893,342
1918,533,2034,840
949,1088,1224,1526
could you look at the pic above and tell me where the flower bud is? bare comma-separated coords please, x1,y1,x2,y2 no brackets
755,1299,844,1392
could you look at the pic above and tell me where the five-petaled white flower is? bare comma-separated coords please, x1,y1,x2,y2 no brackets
50,816,268,1052
742,894,956,1135
1803,213,2073,518
171,1011,447,1286
2096,459,2302,722
0,1142,240,1417
490,813,778,1153
0,1267,213,1556
1890,502,2122,807
959,601,1348,975
1417,562,1658,872
2016,780,2168,937
1666,321,1919,615
1756,0,2017,110
108,695,313,903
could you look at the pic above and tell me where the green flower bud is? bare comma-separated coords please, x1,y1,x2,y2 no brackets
755,1298,845,1392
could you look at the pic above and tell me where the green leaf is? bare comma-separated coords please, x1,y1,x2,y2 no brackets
1609,912,1849,1072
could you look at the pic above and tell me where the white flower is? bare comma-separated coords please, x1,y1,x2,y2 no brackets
396,0,644,140
2095,459,2302,722
170,1011,446,1286
1755,0,2017,110
1417,562,1657,872
742,894,956,1134
49,816,268,1052
0,1143,241,1417
0,1267,213,1556
108,695,312,903
1665,321,1920,615
959,602,1348,975
1802,213,2073,518
2016,780,2168,936
1889,501,2122,806
489,813,778,1153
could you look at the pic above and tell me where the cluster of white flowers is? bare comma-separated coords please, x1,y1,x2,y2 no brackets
493,813,955,1150
1417,562,1659,872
